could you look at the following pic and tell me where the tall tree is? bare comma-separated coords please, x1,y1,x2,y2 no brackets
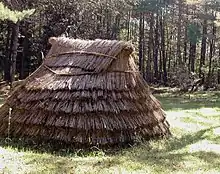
0,2,34,83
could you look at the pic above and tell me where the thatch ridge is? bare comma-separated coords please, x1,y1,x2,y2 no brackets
0,37,170,147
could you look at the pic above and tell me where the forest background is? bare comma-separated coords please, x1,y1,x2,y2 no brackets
0,0,220,91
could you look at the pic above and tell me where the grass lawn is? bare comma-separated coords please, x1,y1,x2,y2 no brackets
0,91,220,174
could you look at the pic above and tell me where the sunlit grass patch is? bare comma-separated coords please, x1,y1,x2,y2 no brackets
189,140,220,154
0,98,4,107
0,147,30,174
213,127,220,135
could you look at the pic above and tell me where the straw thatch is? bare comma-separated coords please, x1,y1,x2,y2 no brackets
0,37,170,146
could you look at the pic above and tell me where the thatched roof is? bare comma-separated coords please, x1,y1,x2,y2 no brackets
0,37,170,147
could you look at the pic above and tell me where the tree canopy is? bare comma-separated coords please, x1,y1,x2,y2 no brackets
0,2,34,22
0,0,220,90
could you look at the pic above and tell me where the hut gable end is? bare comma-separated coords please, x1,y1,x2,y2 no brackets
45,37,135,74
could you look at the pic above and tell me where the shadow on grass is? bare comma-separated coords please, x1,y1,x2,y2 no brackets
135,151,220,173
126,125,220,173
1,126,217,173
0,126,219,156
86,126,220,173
164,125,220,151
23,155,78,174
0,136,131,157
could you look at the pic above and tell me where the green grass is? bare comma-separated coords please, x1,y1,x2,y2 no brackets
0,91,220,174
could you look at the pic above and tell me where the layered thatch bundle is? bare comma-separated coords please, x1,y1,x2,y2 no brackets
0,37,170,146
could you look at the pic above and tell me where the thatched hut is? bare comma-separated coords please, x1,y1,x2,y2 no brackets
0,37,170,146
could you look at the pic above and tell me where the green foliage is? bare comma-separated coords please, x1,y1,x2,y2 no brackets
119,28,128,40
135,0,172,12
0,2,35,23
187,23,201,44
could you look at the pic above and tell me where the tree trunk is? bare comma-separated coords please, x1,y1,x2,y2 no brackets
96,9,102,38
160,14,167,85
207,22,216,86
208,40,214,79
166,22,172,77
139,12,144,76
199,9,207,78
10,22,20,83
218,45,220,84
177,0,182,64
159,47,163,82
183,27,188,63
106,9,112,39
189,42,196,72
153,12,159,82
20,23,29,79
112,14,120,40
4,22,11,82
127,10,131,41
183,5,188,63
218,60,220,84
146,13,154,83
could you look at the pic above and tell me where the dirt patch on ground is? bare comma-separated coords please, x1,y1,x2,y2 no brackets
0,80,24,100
0,83,11,104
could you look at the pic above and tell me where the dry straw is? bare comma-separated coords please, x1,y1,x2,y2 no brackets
0,37,170,146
